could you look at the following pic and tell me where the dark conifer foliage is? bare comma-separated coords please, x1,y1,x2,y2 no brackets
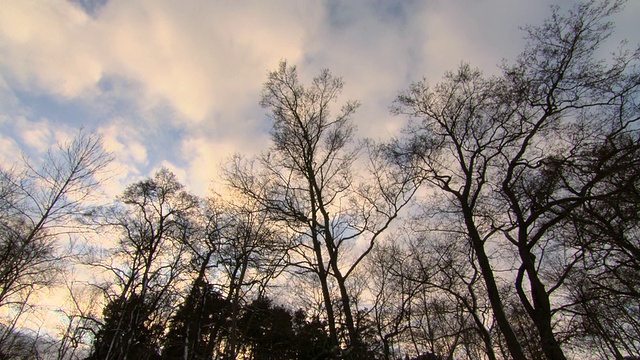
162,279,230,360
239,297,296,359
87,294,161,360
291,310,334,360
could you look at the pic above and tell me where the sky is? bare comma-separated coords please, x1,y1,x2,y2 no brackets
1,0,639,198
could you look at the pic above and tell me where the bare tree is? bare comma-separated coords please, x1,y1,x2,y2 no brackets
368,227,499,360
0,130,112,349
160,194,225,360
366,239,417,360
86,168,199,360
391,1,639,359
215,196,288,359
53,273,103,360
563,140,640,358
226,61,417,356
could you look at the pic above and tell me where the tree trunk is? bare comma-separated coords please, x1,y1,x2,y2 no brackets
312,231,340,349
521,249,567,360
463,205,527,360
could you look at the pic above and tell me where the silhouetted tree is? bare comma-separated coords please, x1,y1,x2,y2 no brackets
226,61,417,356
291,310,333,360
0,130,112,350
87,169,199,359
391,1,639,359
565,140,640,357
87,294,161,360
162,278,230,360
215,196,286,359
239,297,296,360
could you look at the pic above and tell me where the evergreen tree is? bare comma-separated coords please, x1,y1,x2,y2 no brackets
87,294,160,360
162,279,230,360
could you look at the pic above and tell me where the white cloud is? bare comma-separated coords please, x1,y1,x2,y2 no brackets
0,1,102,97
418,1,558,79
0,135,20,165
180,135,246,196
14,117,54,153
11,116,79,155
0,1,329,196
1,0,637,199
0,0,320,124
96,118,149,196
99,119,148,167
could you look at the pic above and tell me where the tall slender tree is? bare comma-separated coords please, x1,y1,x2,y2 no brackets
88,168,198,360
0,130,112,350
391,1,639,359
226,61,417,357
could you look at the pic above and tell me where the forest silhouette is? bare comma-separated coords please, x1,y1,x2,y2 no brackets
1,1,639,359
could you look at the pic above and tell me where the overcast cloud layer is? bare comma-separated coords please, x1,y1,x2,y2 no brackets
1,0,638,196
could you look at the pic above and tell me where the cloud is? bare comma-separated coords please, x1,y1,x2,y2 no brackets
1,0,637,200
418,1,559,79
180,134,260,196
14,117,57,153
99,118,147,165
287,2,429,141
1,116,79,158
0,135,20,165
0,0,327,193
0,1,101,97
96,118,150,196
0,0,320,123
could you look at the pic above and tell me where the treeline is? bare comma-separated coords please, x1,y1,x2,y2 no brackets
1,1,639,359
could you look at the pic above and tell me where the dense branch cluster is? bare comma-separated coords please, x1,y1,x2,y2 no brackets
0,1,638,359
